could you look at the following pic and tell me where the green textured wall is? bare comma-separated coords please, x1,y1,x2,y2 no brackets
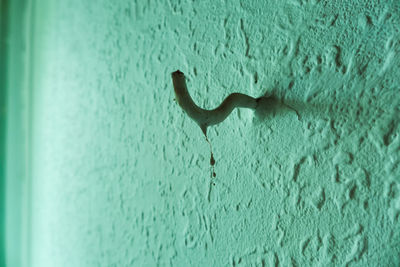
30,0,399,266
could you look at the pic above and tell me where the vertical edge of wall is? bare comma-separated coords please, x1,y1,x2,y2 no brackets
4,0,33,266
0,0,8,266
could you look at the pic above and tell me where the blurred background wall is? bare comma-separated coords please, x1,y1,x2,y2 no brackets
0,1,7,265
4,0,32,266
5,0,400,266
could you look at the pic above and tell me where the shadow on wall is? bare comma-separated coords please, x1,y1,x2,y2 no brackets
255,68,400,145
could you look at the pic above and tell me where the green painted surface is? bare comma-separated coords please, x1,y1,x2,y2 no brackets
0,0,8,265
29,1,399,266
5,0,32,266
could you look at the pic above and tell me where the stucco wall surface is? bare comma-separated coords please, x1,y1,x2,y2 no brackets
31,0,400,266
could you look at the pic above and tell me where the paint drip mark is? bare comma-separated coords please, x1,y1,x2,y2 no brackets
205,135,216,180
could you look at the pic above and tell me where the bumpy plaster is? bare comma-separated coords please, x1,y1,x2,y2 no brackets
30,0,400,266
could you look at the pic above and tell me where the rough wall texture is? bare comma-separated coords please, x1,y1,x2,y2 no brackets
31,0,400,266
